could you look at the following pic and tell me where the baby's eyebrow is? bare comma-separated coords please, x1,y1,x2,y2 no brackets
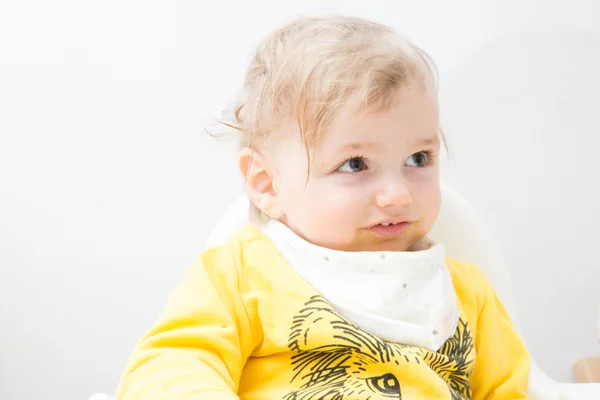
418,137,440,147
339,142,377,152
338,137,439,152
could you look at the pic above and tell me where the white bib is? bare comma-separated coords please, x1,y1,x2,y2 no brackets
261,220,460,351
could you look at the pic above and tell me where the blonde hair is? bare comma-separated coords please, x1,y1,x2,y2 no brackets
217,14,439,151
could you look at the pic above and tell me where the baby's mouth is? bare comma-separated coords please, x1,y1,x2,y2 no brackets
367,221,412,237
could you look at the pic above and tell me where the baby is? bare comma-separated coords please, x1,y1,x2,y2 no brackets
116,15,530,400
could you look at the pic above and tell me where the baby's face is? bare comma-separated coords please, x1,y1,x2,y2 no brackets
267,88,441,252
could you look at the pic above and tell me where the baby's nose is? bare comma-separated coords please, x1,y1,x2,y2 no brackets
374,178,412,209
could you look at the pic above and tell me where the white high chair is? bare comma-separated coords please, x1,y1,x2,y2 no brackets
90,182,600,400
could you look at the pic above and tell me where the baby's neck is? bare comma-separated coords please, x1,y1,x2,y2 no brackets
407,237,433,252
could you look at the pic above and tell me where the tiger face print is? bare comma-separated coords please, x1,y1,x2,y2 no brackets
284,296,474,400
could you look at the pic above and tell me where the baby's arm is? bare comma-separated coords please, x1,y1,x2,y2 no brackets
116,248,255,400
470,272,530,400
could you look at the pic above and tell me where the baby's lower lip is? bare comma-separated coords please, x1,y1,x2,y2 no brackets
367,222,411,237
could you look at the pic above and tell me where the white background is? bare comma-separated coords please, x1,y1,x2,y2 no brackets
1,1,599,399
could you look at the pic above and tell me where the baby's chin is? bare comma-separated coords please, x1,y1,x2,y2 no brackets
350,240,418,252
319,234,425,253
290,223,427,253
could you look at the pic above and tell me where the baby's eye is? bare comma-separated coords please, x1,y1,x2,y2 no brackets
405,151,430,167
338,156,368,173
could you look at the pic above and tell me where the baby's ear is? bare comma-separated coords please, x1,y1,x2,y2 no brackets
238,147,284,219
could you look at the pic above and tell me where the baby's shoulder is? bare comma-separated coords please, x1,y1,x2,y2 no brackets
445,258,488,285
445,258,493,311
200,223,280,269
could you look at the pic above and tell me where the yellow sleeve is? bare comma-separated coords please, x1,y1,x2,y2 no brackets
470,273,530,400
116,246,256,400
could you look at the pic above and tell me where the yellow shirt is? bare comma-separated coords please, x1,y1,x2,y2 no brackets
116,224,530,399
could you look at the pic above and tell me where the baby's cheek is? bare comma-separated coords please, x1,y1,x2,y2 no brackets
286,185,363,246
314,212,360,248
415,185,441,225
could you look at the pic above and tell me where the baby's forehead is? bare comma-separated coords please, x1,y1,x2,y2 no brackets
318,98,439,147
314,131,439,156
265,88,439,156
